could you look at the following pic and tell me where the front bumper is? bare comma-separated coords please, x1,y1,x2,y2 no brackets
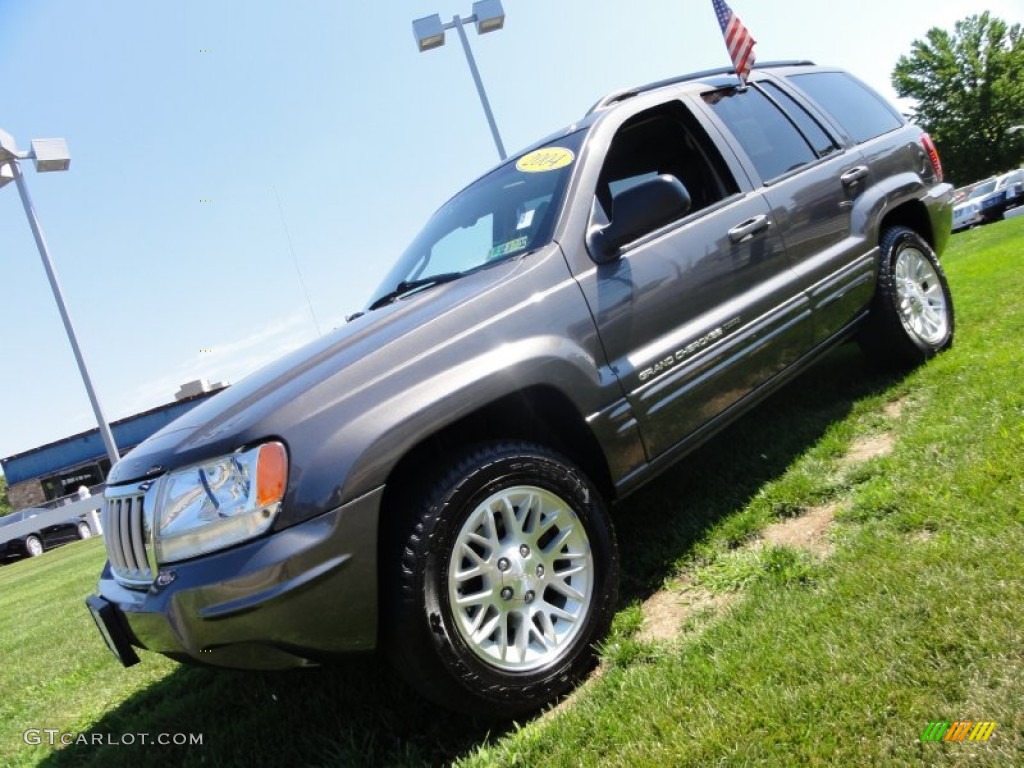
89,486,382,670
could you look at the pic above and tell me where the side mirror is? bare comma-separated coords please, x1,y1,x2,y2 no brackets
588,175,692,264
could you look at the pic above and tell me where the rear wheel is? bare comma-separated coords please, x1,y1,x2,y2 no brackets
385,441,618,719
858,226,954,368
25,535,44,558
78,522,92,540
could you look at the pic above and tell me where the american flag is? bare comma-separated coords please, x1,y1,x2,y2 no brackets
712,0,757,85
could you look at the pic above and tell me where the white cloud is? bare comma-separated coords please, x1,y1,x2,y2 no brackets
115,308,322,418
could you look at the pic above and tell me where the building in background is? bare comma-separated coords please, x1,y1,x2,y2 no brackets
175,378,225,402
1,380,227,511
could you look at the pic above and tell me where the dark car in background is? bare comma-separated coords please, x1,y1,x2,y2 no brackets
0,508,92,561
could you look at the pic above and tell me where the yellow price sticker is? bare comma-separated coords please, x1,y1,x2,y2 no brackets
516,147,575,173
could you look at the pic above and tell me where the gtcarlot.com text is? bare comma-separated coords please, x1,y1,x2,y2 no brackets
24,730,203,747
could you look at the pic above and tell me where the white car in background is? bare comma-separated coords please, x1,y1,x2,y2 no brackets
952,178,1007,232
952,184,985,232
995,169,1024,209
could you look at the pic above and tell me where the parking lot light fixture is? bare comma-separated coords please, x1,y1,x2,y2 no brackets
413,14,446,52
472,0,505,34
413,2,508,161
0,129,120,466
0,129,21,189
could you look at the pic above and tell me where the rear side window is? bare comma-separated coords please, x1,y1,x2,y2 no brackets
789,72,902,144
703,87,817,182
759,82,838,158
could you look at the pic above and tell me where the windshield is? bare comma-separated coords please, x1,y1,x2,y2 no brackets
968,181,997,199
368,131,585,308
997,171,1023,189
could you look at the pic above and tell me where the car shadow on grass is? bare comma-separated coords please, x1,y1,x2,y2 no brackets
611,342,904,600
40,659,507,767
39,343,904,768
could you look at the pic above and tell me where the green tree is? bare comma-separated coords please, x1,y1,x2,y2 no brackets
892,12,1024,187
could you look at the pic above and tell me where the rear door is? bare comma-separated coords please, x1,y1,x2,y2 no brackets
779,71,924,338
696,78,876,346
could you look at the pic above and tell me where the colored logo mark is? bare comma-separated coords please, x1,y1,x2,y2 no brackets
516,147,574,173
920,721,997,742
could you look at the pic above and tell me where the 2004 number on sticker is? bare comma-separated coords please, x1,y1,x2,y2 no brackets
516,147,575,173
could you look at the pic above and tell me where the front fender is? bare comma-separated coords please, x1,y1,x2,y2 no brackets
335,337,612,501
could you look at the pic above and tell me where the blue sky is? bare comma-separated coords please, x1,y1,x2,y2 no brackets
0,0,1018,462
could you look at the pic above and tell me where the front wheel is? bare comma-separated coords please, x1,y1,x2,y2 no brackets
385,442,618,719
858,226,954,368
77,522,92,540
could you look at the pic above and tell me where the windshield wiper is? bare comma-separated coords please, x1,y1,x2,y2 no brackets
367,272,465,311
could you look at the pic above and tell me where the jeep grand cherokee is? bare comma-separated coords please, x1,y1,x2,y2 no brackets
88,61,954,718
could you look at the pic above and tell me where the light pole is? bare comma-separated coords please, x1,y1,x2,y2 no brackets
0,129,120,466
413,0,507,161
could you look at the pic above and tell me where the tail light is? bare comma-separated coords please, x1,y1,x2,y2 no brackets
920,133,943,183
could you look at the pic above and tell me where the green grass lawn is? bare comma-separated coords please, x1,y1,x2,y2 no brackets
2,218,1022,767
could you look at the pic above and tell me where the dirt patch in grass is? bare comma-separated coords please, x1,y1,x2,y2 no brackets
625,404,908,649
845,433,894,464
760,502,838,557
883,397,908,420
637,583,731,643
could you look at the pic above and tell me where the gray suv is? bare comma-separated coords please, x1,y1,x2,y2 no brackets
88,61,954,718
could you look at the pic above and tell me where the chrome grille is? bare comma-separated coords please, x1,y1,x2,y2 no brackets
103,485,155,587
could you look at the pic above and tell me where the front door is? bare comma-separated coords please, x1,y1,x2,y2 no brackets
571,99,810,460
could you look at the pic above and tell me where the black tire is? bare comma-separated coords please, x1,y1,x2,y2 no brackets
384,441,618,719
858,226,954,369
24,535,44,558
77,522,92,540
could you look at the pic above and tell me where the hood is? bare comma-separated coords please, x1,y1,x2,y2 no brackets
107,257,524,485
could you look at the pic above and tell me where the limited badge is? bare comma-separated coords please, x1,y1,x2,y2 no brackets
516,147,575,173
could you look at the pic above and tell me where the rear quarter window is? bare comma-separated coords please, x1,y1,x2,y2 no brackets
788,71,903,144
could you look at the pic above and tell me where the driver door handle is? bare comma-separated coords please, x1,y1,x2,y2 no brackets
841,166,869,186
728,214,770,243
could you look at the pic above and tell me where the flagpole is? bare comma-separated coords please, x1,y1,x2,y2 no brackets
711,0,757,88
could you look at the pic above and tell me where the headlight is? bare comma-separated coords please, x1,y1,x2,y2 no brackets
154,441,288,564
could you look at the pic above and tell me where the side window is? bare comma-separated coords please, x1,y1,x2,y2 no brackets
788,72,903,144
759,82,838,158
703,87,817,182
597,102,738,222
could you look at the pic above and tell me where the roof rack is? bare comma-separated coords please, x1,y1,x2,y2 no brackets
585,60,816,115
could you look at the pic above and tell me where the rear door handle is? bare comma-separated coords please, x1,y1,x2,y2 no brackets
841,166,869,186
728,214,770,243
